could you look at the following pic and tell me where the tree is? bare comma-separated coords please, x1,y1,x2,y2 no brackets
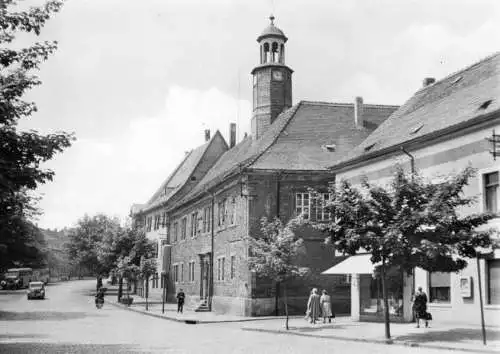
139,256,157,311
115,255,139,305
319,166,495,339
0,0,74,268
65,214,122,277
247,217,309,330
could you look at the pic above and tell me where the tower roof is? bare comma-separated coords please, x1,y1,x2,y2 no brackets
257,15,287,42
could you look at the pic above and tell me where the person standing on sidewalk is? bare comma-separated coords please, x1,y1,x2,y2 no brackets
176,289,185,313
412,286,429,328
306,288,321,324
320,289,333,323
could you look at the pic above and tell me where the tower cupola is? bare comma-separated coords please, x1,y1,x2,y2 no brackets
251,15,293,139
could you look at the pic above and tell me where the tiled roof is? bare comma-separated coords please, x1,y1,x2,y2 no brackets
141,140,212,213
178,100,398,205
334,52,500,169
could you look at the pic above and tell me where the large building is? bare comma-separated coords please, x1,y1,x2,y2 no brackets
327,52,500,325
131,16,399,316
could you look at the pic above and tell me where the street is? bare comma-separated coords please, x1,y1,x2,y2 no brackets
0,280,469,353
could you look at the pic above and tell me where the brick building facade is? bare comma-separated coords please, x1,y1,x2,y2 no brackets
131,16,399,316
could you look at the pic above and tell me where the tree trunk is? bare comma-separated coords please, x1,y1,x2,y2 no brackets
275,281,280,316
381,257,391,339
145,276,149,311
118,276,123,302
283,283,289,330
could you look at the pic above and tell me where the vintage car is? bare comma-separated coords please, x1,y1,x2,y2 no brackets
27,281,45,300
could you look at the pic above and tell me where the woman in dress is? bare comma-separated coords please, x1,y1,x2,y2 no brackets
412,286,429,328
306,288,321,324
320,289,333,323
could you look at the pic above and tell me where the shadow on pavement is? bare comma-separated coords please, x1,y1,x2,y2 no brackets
394,327,500,344
0,311,102,321
293,324,349,332
0,343,147,354
0,333,48,340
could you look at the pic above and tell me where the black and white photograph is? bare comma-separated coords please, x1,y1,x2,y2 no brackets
1,0,499,353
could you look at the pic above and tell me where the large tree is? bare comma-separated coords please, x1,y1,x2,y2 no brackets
319,167,495,339
0,0,74,269
247,217,309,330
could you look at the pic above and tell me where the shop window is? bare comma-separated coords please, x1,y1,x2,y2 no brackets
429,272,451,303
488,259,500,305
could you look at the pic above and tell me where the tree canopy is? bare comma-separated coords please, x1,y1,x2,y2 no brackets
0,0,74,269
320,167,495,274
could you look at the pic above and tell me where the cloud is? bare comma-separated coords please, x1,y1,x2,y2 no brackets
36,86,250,229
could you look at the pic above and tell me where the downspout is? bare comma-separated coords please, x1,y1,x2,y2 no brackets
401,147,415,176
209,193,215,311
400,146,416,318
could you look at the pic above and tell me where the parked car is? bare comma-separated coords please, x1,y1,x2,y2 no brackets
27,281,45,300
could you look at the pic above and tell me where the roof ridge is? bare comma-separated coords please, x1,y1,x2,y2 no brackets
300,100,399,108
416,51,500,93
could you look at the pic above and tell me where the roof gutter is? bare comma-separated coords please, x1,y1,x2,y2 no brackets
331,109,500,173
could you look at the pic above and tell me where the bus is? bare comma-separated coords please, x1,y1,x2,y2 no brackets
3,268,33,289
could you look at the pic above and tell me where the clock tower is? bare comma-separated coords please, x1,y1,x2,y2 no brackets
251,15,293,139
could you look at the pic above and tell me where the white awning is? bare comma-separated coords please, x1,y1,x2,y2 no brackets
321,254,379,275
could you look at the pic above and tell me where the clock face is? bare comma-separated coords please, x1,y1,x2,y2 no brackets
272,70,283,81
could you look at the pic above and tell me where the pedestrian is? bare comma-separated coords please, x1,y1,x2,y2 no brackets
412,286,429,328
96,276,103,292
320,289,333,323
306,288,321,324
176,288,185,313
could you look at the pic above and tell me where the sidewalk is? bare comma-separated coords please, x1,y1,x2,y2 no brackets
242,317,500,353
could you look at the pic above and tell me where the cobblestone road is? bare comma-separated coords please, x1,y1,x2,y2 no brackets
0,280,465,353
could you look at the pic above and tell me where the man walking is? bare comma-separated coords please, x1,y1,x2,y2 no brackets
176,289,185,313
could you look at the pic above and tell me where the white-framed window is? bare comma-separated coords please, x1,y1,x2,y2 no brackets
173,264,179,283
296,193,310,220
429,271,451,303
218,198,227,227
173,221,179,242
181,217,187,240
484,171,499,214
230,197,237,225
188,261,195,282
230,255,236,279
315,193,331,221
217,257,225,281
190,211,198,238
203,205,212,233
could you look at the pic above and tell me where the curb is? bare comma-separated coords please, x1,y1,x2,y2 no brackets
105,299,309,324
241,327,499,354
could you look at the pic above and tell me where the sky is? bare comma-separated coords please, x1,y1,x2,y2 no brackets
16,0,500,229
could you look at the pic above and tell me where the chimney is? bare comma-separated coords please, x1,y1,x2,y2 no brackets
354,96,364,129
204,129,211,142
229,123,236,148
422,77,436,87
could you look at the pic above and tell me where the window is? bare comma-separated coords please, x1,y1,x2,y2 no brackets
190,212,198,238
217,257,226,281
488,259,500,305
315,193,331,221
181,217,187,240
161,211,167,228
160,274,164,288
188,261,195,282
173,221,179,242
484,172,499,214
218,199,227,227
146,216,152,232
180,263,184,282
203,206,212,233
154,214,161,230
296,193,310,220
429,272,451,303
230,255,236,279
173,264,179,283
230,197,236,225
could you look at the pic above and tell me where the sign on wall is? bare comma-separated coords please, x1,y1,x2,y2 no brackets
460,276,472,298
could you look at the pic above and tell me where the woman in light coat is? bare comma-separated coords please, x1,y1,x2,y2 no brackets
320,289,333,323
306,288,321,324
